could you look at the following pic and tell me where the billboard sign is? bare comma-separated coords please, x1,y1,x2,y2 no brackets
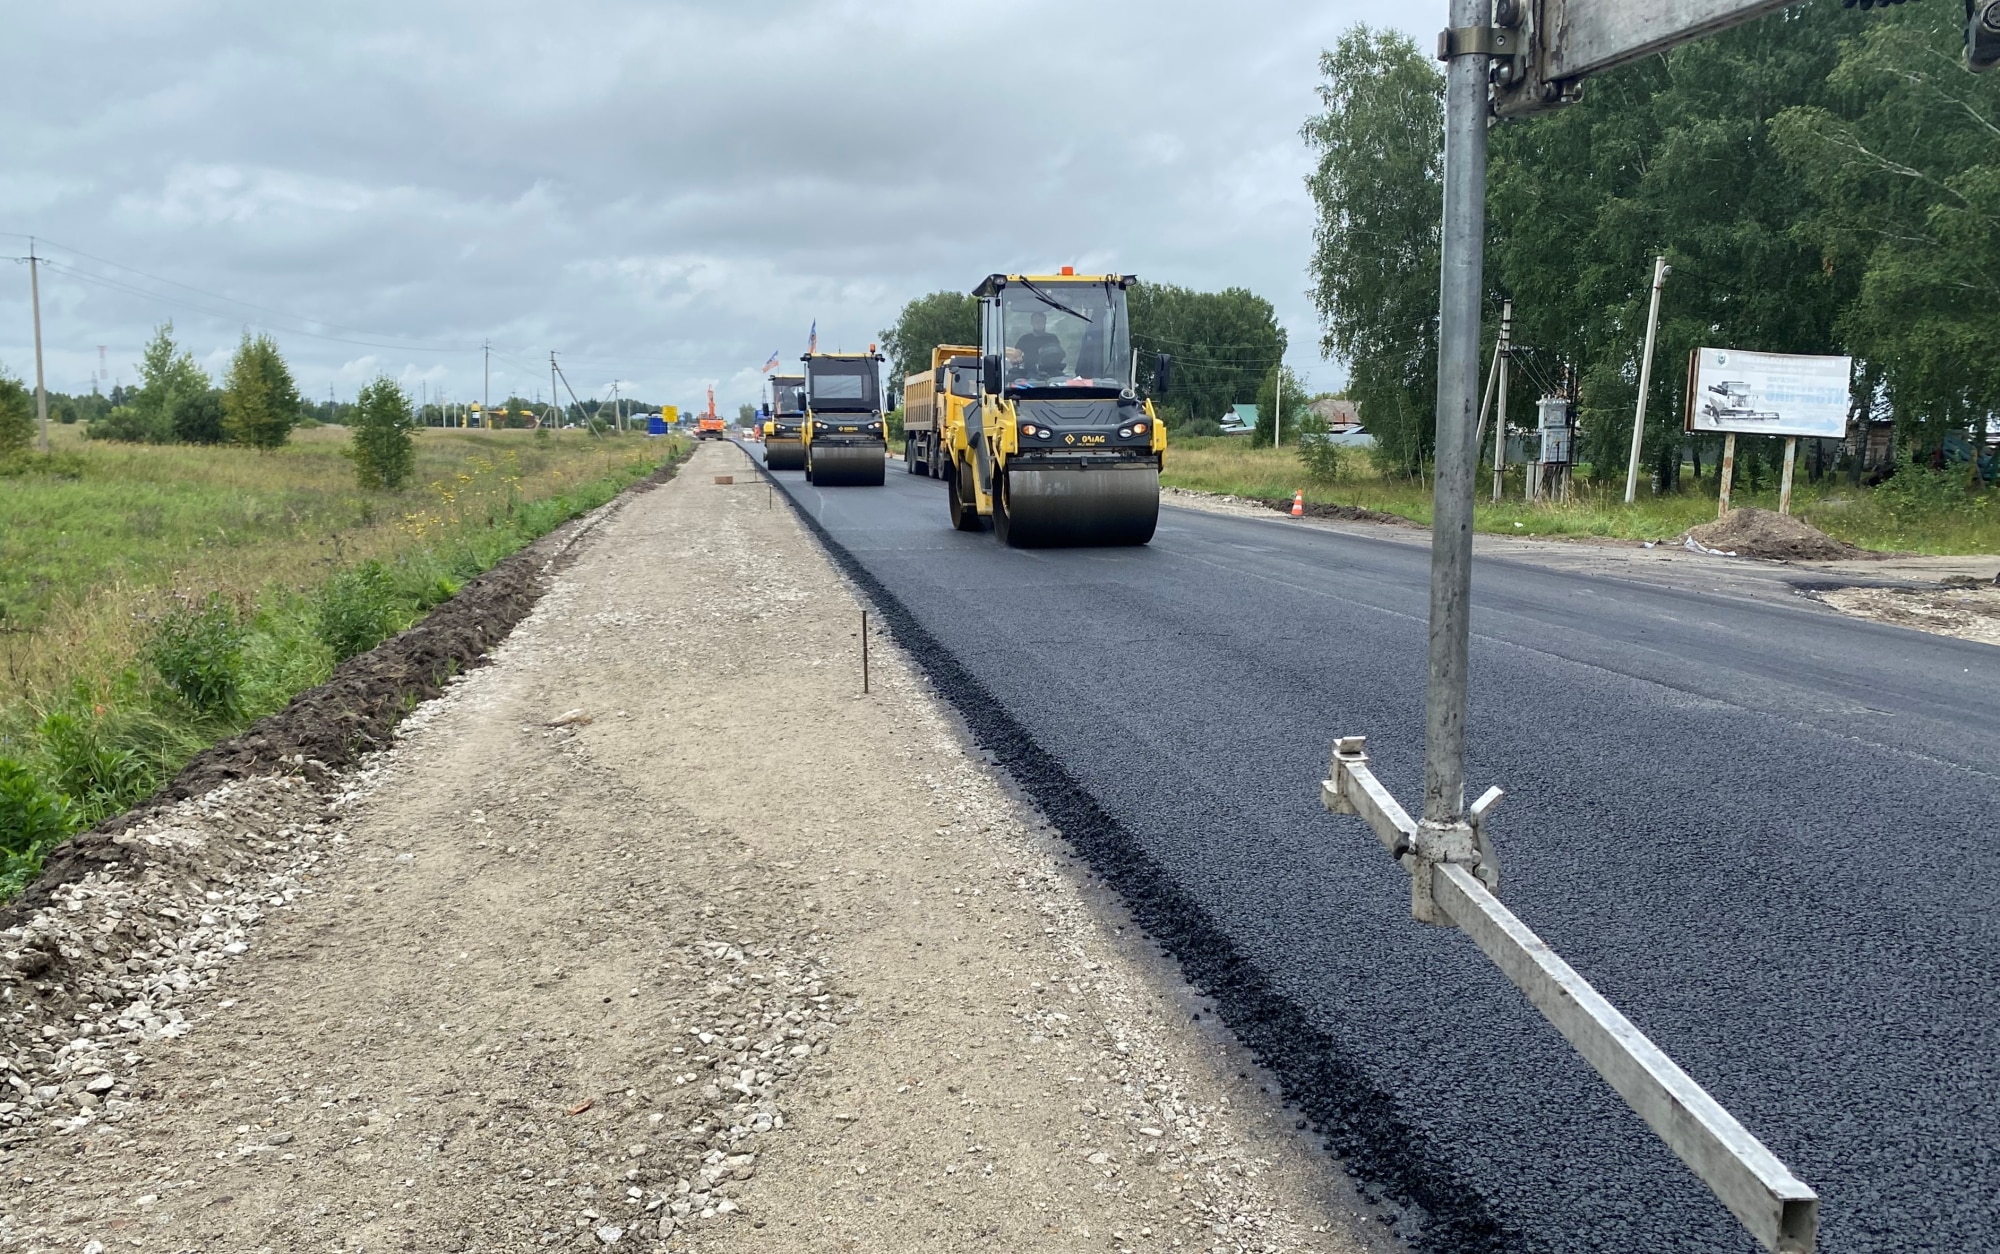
1685,348,1852,439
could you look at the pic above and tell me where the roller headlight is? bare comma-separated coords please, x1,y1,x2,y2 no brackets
867,421,883,433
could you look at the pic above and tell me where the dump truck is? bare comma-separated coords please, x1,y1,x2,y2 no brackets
696,386,727,441
901,344,980,478
801,350,887,486
763,373,807,469
943,270,1167,545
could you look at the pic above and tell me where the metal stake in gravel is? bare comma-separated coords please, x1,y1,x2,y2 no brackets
861,609,870,694
1324,3,1830,1252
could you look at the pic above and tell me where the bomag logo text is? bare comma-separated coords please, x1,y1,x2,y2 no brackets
1078,434,1107,445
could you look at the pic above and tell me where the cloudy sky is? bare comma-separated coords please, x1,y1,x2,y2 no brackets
4,0,1423,416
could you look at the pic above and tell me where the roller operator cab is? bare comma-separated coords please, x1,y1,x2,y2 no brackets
764,373,807,470
800,352,888,486
946,272,1167,546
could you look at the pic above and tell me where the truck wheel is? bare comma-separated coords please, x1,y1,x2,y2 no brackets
906,436,920,474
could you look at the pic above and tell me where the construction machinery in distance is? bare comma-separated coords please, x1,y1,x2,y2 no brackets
695,386,727,441
944,270,1167,546
800,350,887,486
763,372,807,470
901,344,980,478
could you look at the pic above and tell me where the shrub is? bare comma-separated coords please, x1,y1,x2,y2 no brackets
172,389,229,445
0,372,32,458
0,758,74,897
1875,452,1975,516
146,593,247,717
315,561,401,661
1298,432,1346,484
87,405,174,444
348,376,419,490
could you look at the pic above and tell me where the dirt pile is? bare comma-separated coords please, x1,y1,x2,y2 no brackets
1255,496,1411,525
1685,507,1863,561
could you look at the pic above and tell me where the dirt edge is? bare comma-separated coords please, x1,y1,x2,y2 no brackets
749,450,1516,1253
2,454,685,925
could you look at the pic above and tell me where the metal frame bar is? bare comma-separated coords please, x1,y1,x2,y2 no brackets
1323,738,1817,1253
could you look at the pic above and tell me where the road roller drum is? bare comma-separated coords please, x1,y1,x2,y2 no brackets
995,462,1158,547
807,443,886,487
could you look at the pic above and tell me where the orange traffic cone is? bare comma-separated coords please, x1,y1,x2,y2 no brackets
1291,491,1304,517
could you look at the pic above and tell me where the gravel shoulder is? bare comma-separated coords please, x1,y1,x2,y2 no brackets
2,443,1380,1253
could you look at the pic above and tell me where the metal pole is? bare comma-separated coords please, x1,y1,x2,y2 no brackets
1624,256,1670,504
1778,436,1797,516
1472,329,1501,460
483,340,491,429
1493,301,1512,502
861,609,870,694
1274,364,1282,450
1718,432,1737,519
28,239,49,454
1423,0,1490,826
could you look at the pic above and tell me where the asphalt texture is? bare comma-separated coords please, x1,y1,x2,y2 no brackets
746,444,2000,1254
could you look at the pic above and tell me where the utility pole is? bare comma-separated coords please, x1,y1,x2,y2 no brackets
1273,365,1282,450
1623,255,1670,504
28,239,49,454
1493,300,1512,502
483,340,491,430
550,352,562,434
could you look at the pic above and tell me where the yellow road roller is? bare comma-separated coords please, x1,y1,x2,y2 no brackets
943,271,1167,545
801,350,887,486
764,372,807,470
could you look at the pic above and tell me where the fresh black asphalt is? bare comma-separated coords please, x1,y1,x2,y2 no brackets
748,445,2000,1254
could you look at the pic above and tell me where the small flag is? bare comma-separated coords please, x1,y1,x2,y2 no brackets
807,320,817,355
761,350,781,374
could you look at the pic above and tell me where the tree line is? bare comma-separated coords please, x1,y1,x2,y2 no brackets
1305,2,1998,487
880,282,1318,440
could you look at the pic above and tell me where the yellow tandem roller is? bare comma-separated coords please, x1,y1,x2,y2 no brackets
799,349,888,488
942,271,1170,547
996,462,1159,547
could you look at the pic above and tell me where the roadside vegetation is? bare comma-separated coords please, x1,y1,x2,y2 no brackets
0,419,687,899
1164,439,1999,554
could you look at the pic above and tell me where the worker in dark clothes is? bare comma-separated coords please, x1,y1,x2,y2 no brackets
1010,311,1064,379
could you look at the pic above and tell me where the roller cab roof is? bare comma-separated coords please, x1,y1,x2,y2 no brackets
974,273,1134,297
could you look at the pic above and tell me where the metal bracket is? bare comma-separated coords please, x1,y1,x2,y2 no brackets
1322,736,1499,925
1437,25,1519,60
1318,734,1818,1251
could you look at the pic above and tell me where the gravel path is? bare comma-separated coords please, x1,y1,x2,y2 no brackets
1,442,1374,1253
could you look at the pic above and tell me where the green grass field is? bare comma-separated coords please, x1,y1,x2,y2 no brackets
1161,438,2000,554
0,424,688,897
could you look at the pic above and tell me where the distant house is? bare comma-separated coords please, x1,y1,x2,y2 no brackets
1309,397,1362,432
1219,404,1258,435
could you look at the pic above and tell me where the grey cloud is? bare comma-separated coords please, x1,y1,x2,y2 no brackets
5,0,1422,412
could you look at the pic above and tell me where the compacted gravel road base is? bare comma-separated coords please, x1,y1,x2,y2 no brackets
1,442,1378,1254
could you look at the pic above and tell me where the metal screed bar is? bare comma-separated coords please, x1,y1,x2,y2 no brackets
1322,736,1818,1253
